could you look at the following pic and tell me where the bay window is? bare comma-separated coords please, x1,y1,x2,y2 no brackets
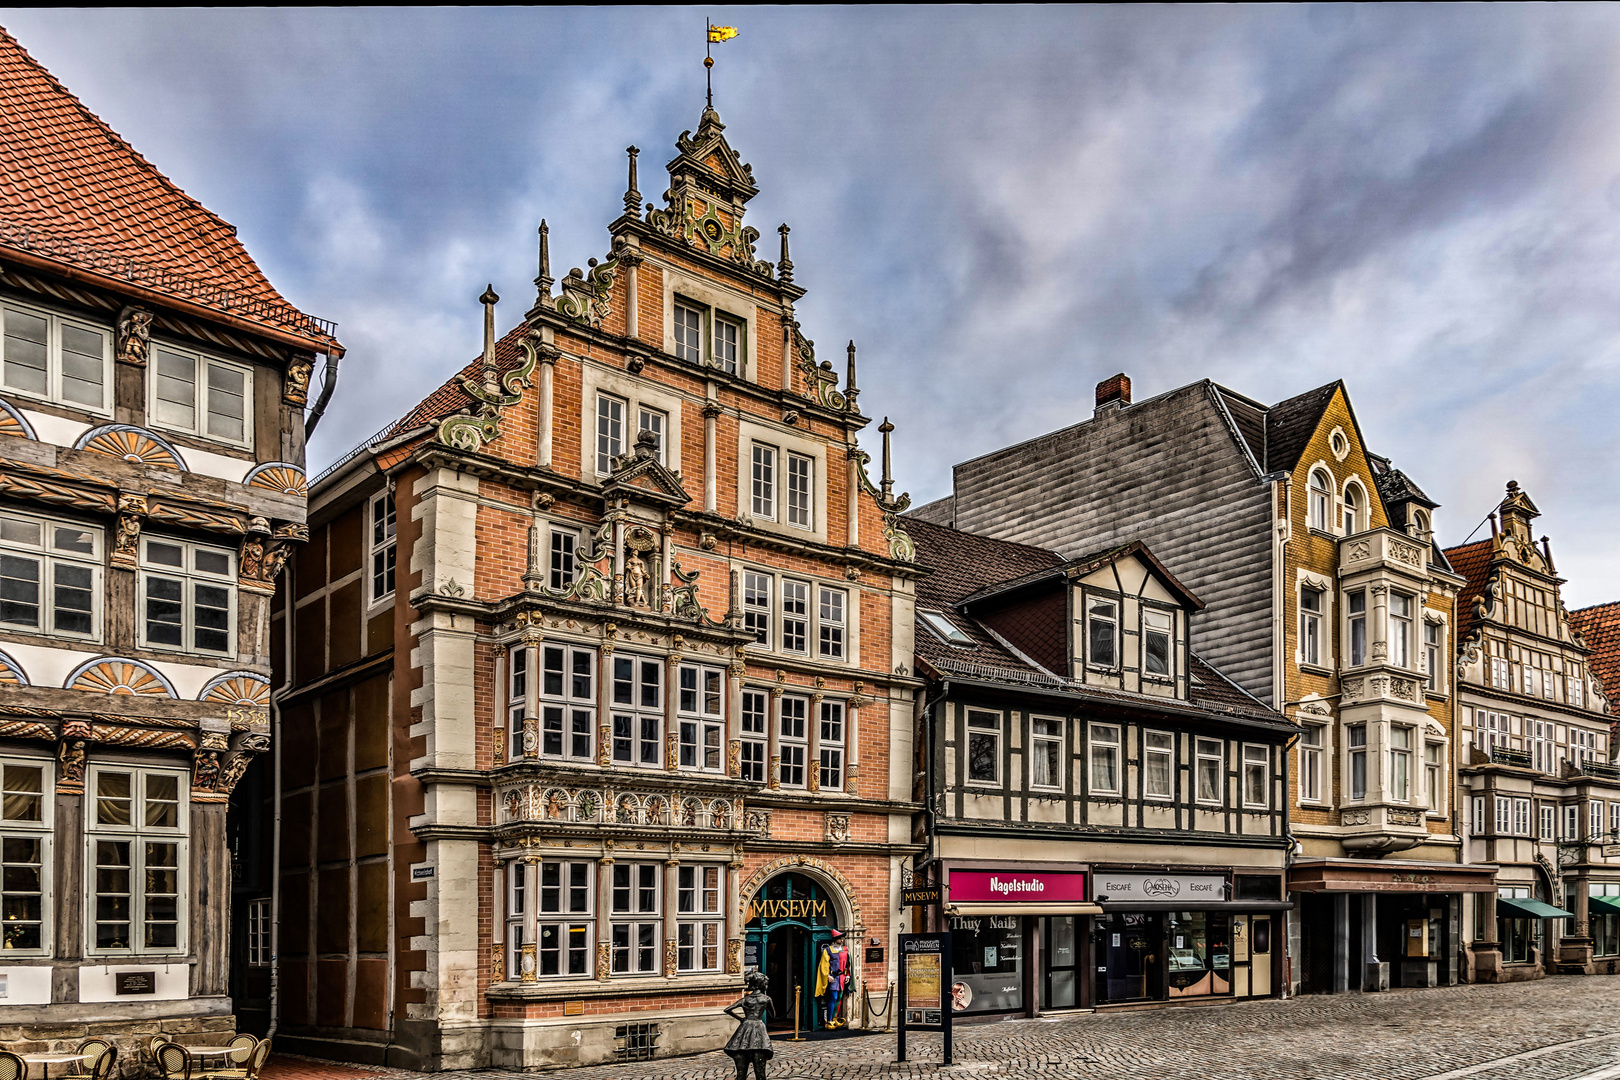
740,690,768,783
138,536,234,656
0,510,99,640
610,863,661,975
538,861,592,977
505,862,527,978
779,696,808,788
1347,591,1366,667
677,865,722,971
1348,725,1367,800
1389,726,1412,803
151,345,250,446
1390,594,1413,669
611,654,662,767
0,758,50,953
677,663,725,772
1,300,110,411
87,765,186,954
507,645,530,760
541,645,595,762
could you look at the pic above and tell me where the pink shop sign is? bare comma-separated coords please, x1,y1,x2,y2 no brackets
948,870,1087,904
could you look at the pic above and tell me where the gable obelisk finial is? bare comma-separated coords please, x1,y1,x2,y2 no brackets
479,285,500,396
624,147,642,219
777,224,794,285
845,341,859,411
534,221,553,305
879,417,895,502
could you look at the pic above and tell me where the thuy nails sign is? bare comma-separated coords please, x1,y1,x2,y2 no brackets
947,870,1087,904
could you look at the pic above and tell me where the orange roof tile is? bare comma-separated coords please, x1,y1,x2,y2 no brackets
1443,539,1493,637
0,26,336,348
1570,600,1620,716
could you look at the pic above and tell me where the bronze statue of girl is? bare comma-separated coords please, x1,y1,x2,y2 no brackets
723,970,774,1080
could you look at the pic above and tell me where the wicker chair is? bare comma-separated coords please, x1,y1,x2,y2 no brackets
0,1051,26,1080
154,1043,190,1080
74,1042,115,1080
197,1036,256,1080
146,1036,169,1079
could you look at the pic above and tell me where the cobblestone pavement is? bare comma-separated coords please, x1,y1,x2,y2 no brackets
273,975,1620,1080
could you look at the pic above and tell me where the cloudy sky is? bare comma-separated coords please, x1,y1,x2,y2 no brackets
6,6,1619,605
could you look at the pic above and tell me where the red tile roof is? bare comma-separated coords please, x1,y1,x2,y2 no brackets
1443,539,1493,637
0,26,336,348
1570,600,1620,716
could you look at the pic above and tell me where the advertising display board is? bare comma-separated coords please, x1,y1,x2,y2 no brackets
898,933,952,1064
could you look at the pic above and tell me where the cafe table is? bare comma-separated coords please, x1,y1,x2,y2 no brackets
21,1053,90,1079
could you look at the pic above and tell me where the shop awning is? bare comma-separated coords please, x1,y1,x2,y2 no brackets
1587,895,1620,916
945,903,1104,917
1496,897,1574,919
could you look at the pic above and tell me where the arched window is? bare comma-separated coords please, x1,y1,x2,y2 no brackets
1412,509,1431,537
1308,470,1331,531
1343,484,1361,535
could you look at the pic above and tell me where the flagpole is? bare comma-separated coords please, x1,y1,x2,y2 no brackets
705,18,714,109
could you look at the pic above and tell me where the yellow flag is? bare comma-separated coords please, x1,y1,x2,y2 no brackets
708,25,739,42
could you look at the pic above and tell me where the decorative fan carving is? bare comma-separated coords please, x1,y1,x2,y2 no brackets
65,657,177,697
75,425,186,470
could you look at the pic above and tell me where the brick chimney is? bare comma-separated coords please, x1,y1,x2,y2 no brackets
1095,372,1132,416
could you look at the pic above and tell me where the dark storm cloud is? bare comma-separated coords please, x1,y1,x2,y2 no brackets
2,5,1616,602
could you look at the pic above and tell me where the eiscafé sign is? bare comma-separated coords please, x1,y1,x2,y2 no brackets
947,870,1087,904
1094,872,1227,902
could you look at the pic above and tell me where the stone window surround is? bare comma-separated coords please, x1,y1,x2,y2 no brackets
579,366,686,481
729,560,856,668
659,268,759,381
733,417,828,546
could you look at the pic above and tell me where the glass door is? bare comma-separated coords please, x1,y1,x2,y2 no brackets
1043,916,1081,1009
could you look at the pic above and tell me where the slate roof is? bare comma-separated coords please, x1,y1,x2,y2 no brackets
907,517,1283,724
0,27,337,348
1570,601,1620,716
1256,381,1339,474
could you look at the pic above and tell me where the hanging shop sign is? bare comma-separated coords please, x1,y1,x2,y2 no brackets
1094,872,1226,903
902,885,942,907
947,870,1087,904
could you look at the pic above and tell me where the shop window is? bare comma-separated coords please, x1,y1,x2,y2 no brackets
677,865,722,972
539,861,593,977
1195,738,1223,805
138,536,235,657
1166,911,1231,998
0,510,100,641
0,758,50,954
1592,884,1620,958
677,664,725,773
1142,730,1173,800
966,710,1001,786
740,690,768,783
541,645,595,763
1031,718,1064,791
611,654,662,768
1497,886,1538,964
1347,725,1367,800
1241,744,1268,808
1298,726,1323,803
1,300,110,412
818,701,845,791
1234,875,1279,901
610,863,661,975
779,696,808,788
949,914,1023,1014
1087,598,1117,669
1089,724,1120,796
87,766,187,954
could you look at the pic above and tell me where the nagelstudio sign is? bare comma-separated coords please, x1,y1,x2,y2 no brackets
947,870,1087,904
1093,872,1227,903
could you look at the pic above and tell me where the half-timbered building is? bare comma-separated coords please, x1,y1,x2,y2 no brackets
907,520,1292,1014
275,108,921,1069
0,26,334,1053
1446,482,1620,980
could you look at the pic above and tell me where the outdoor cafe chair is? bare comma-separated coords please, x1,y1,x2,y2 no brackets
154,1043,190,1080
245,1040,271,1080
0,1051,26,1080
197,1036,256,1080
71,1043,113,1080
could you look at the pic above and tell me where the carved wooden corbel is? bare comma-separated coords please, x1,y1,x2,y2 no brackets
283,357,315,407
111,492,147,570
115,306,153,367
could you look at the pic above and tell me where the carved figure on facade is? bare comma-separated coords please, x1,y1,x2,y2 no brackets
283,357,314,407
192,750,221,793
111,493,146,568
57,736,87,790
115,306,153,366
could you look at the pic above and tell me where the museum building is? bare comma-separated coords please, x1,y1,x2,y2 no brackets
271,108,922,1068
907,520,1294,1014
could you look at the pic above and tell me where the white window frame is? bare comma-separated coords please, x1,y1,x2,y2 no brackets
137,535,236,657
149,342,253,448
677,663,726,773
537,860,594,978
780,578,809,655
1591,800,1605,840
1565,803,1580,840
369,490,396,605
743,572,771,648
1512,798,1530,837
610,862,661,976
1569,676,1585,709
247,897,271,966
779,695,809,788
1490,656,1511,690
1425,742,1445,815
1142,608,1173,678
0,756,53,955
1540,803,1556,842
637,405,667,465
1143,730,1174,801
1308,469,1331,531
785,452,813,529
1090,723,1121,796
740,690,768,783
548,525,578,591
818,700,846,791
0,509,102,641
540,644,596,763
1470,796,1484,837
1610,801,1620,841
1389,726,1412,803
1346,590,1367,667
818,585,846,661
1299,587,1324,667
673,301,703,364
676,864,723,972
0,299,113,415
505,861,528,978
1424,620,1443,691
610,653,662,768
713,312,743,376
966,710,1002,787
750,442,777,520
1195,737,1224,806
1347,725,1368,801
1494,795,1511,835
1342,482,1362,535
1032,718,1065,792
85,763,188,956
1389,594,1414,670
1242,744,1269,809
1086,596,1118,670
1299,725,1324,803
595,392,626,475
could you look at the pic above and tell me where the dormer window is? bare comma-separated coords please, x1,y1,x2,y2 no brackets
920,611,972,646
1142,609,1172,676
1308,470,1331,531
1342,483,1362,535
1086,598,1118,669
1412,509,1431,537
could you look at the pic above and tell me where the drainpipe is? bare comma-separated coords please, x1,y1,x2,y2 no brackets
302,348,343,439
266,577,293,1040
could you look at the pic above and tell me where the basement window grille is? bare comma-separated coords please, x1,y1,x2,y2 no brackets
615,1022,661,1062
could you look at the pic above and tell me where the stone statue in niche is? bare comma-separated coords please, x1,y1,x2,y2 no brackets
624,551,649,607
115,307,153,366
